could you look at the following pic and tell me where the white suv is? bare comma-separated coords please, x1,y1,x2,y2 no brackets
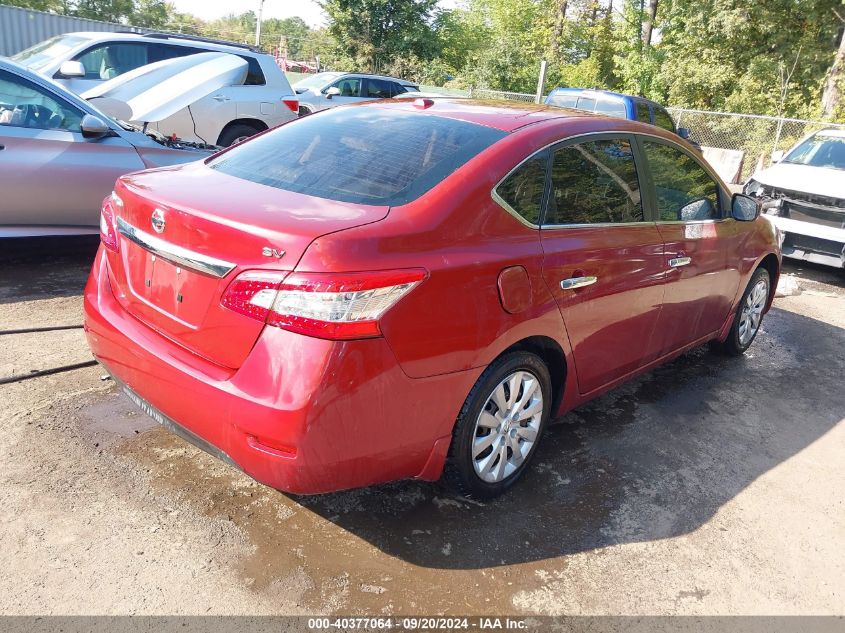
11,31,299,146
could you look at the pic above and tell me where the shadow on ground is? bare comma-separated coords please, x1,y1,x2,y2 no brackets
12,241,841,576
293,305,844,569
0,236,98,305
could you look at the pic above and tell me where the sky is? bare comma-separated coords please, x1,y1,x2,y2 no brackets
169,0,458,28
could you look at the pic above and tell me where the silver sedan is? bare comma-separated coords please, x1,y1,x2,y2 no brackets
0,57,213,238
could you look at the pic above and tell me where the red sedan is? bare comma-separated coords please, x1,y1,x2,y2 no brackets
84,99,780,498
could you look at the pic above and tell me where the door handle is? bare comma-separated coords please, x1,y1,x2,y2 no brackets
212,94,230,102
669,257,692,268
561,276,598,290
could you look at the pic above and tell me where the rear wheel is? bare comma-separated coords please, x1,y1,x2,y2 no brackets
217,123,263,147
717,268,771,356
443,351,552,499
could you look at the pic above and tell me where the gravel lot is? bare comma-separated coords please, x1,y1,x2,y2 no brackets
1,237,843,616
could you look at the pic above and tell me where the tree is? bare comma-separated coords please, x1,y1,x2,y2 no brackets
320,0,438,72
73,0,135,22
821,8,845,118
133,0,167,28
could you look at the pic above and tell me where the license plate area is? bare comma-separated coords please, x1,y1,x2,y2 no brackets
123,244,220,329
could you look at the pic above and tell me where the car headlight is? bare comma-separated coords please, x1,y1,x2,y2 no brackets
744,179,762,196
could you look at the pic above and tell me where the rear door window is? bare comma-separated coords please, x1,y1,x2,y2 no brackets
365,78,393,99
209,107,506,205
545,138,643,225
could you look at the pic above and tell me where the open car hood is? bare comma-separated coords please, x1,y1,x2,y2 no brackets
81,52,248,124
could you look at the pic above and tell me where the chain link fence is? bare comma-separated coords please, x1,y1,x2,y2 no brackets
468,88,536,102
462,89,845,183
668,108,845,181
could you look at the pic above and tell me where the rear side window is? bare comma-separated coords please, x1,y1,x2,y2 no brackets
209,108,506,205
652,107,675,132
635,102,651,123
641,140,720,221
547,93,578,108
546,138,643,225
240,56,266,85
495,153,547,225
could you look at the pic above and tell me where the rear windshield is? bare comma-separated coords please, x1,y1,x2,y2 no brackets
208,107,506,205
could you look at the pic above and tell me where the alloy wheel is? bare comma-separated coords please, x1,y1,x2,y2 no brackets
738,278,769,346
471,370,543,483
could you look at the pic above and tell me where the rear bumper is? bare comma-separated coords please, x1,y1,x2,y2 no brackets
84,247,478,494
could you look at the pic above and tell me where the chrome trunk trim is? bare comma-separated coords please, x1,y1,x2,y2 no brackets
116,216,236,279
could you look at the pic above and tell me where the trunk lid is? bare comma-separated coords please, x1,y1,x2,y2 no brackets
106,161,388,368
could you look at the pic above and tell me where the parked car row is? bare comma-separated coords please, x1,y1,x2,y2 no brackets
11,31,300,146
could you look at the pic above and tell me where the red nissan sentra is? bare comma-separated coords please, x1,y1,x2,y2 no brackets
84,99,780,498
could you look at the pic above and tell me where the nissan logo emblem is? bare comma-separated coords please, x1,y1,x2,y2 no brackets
151,209,166,234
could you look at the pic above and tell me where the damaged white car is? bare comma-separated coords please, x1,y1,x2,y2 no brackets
745,128,845,268
0,53,243,237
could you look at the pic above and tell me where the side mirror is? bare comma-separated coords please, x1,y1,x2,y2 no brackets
731,193,760,222
679,198,715,221
57,60,85,78
325,86,341,99
80,114,110,139
770,149,785,163
677,127,691,140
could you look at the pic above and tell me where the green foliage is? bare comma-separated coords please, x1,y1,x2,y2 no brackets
319,0,439,72
9,0,844,120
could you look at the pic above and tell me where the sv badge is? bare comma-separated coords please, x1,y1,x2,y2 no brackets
262,247,286,259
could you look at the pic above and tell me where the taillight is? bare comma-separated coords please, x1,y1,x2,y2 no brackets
220,271,288,321
282,98,298,113
100,193,121,252
221,269,426,340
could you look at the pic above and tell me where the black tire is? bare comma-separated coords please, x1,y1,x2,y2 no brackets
217,123,262,147
442,351,552,500
716,267,771,356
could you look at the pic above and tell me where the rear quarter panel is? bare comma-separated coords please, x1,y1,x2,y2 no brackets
296,120,586,379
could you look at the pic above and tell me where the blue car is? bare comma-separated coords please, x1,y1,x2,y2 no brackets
545,88,691,141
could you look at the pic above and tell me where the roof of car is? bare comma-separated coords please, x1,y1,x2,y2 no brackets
366,97,596,132
548,87,665,108
61,31,265,55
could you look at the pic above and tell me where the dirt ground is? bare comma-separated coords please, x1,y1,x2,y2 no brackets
1,237,842,616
